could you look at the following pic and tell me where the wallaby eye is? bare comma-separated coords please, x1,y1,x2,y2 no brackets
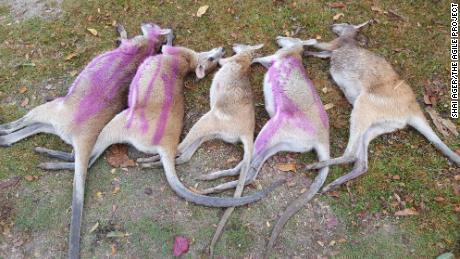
208,57,215,62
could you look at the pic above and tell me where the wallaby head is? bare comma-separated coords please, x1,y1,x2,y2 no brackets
330,20,371,39
217,43,264,69
119,23,171,54
194,47,225,79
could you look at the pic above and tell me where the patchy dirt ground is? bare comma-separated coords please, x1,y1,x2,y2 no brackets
0,0,62,22
0,0,459,258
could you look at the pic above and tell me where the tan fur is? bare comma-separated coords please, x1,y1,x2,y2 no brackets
303,22,460,192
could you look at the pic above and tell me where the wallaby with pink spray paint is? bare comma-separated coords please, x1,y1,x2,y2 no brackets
0,23,171,259
189,37,331,257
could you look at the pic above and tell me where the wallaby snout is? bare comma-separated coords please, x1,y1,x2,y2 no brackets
194,47,225,79
330,20,372,37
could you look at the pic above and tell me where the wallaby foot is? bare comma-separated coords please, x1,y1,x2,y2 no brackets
196,161,243,181
35,147,74,161
38,162,75,171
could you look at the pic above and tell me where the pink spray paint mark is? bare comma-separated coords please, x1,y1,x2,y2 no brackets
255,56,328,154
152,54,179,145
125,55,164,132
69,36,157,124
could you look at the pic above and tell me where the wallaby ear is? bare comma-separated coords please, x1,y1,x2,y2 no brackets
159,28,172,35
252,56,274,69
354,20,371,30
301,38,318,46
252,43,264,50
218,57,231,66
195,64,206,79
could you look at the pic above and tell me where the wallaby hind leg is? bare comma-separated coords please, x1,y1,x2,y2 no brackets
38,162,75,170
139,112,220,168
0,123,55,146
196,161,243,180
1,100,61,135
39,111,131,171
409,115,460,165
199,141,296,194
0,117,27,135
35,147,74,161
321,122,394,192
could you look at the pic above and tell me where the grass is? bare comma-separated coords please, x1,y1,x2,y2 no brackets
0,0,458,258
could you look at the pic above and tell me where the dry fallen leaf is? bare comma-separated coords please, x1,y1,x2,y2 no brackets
65,52,78,61
95,191,104,199
395,208,419,216
24,175,37,182
454,175,460,181
70,70,78,77
371,6,383,13
112,186,121,195
275,162,297,172
333,13,344,21
196,5,209,17
426,107,458,138
434,196,445,202
327,191,340,198
106,144,136,168
423,83,439,106
106,231,128,238
111,244,117,256
89,221,99,233
87,28,98,36
392,175,401,180
324,103,335,110
329,2,346,9
18,86,28,94
21,97,29,107
338,238,347,244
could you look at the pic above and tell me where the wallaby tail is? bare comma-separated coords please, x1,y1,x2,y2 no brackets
209,137,253,258
409,115,460,165
264,143,330,258
158,147,285,208
68,140,93,259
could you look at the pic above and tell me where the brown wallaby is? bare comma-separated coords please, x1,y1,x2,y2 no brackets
0,23,172,259
303,21,460,193
136,44,273,256
35,41,283,208
190,37,331,257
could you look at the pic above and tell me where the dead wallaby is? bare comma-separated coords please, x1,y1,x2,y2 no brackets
0,23,171,258
40,42,283,208
303,21,460,192
199,37,330,256
145,43,265,257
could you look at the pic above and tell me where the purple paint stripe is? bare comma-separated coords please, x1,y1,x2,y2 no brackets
255,56,324,154
68,35,159,125
254,115,283,154
73,53,137,124
125,55,163,131
125,61,145,129
152,56,179,144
